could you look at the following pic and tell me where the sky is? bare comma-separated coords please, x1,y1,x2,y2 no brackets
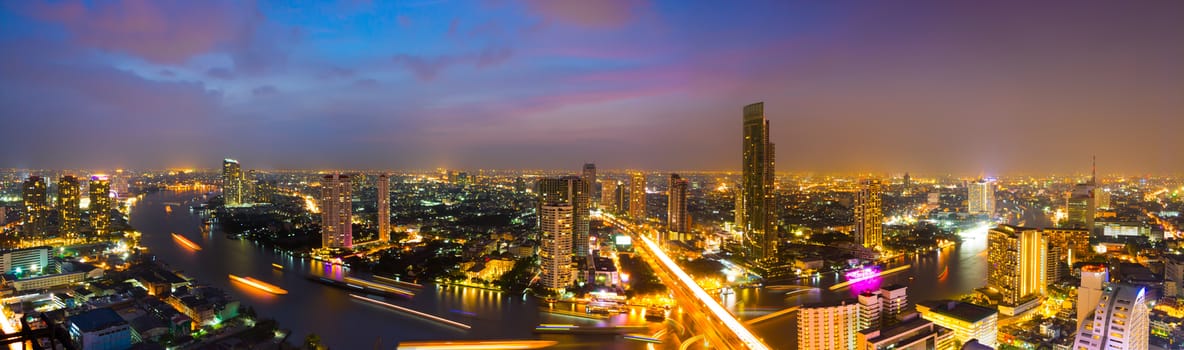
0,0,1181,175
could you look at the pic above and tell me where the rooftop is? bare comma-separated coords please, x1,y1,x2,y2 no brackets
916,300,997,324
68,308,127,332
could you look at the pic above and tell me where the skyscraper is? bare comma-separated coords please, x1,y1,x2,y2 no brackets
879,284,908,327
111,169,129,198
798,300,861,350
857,292,881,332
58,176,81,236
1095,187,1111,210
741,102,776,259
987,225,1048,315
1065,184,1095,230
320,174,353,249
967,178,996,216
1072,280,1149,350
377,173,390,242
89,175,111,235
902,172,912,196
222,159,244,206
582,163,597,209
22,176,48,234
667,174,690,242
600,180,619,213
628,172,646,221
537,176,589,257
539,204,573,291
854,179,884,250
1077,265,1109,327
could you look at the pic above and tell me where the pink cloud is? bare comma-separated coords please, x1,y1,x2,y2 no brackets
19,0,248,64
524,0,642,28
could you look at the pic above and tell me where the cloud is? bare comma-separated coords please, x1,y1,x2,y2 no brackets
397,15,413,28
206,67,235,80
524,0,641,28
392,46,514,81
353,78,380,88
17,0,247,64
252,85,278,96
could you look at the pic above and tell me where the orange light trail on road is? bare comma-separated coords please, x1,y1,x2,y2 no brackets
397,340,557,350
172,233,201,251
229,274,288,294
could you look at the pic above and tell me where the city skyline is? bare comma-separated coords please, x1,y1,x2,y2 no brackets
1,1,1181,173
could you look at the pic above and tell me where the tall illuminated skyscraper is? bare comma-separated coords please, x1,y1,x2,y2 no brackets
539,204,573,291
854,179,884,250
600,180,619,213
536,176,589,257
1065,184,1095,230
798,300,860,350
320,174,353,249
222,159,244,206
89,175,111,235
582,163,597,209
1073,281,1149,350
58,176,81,235
667,174,690,242
111,169,129,198
377,173,390,242
741,102,776,259
628,173,646,221
967,178,996,216
1077,265,1109,327
987,225,1048,315
1065,158,1097,230
22,176,48,234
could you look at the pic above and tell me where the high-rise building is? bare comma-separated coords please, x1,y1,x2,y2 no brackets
89,175,111,235
741,102,776,259
1077,265,1109,327
987,225,1048,315
1065,184,1095,230
111,169,129,198
1072,281,1149,350
854,179,884,250
22,176,48,234
58,176,81,235
628,173,646,221
600,180,619,213
857,314,955,350
902,172,912,196
1045,243,1061,285
967,178,996,216
1095,188,1111,210
1166,255,1184,298
880,284,908,327
858,292,882,332
320,174,353,249
798,299,861,350
582,163,597,209
916,300,998,348
1044,228,1091,266
539,204,573,291
244,169,258,203
377,173,390,242
221,159,244,206
667,174,690,242
537,176,589,257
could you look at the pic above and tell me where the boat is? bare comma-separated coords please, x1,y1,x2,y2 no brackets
271,263,283,270
644,306,666,321
171,233,202,251
229,274,288,295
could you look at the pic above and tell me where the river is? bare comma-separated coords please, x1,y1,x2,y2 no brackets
130,190,989,349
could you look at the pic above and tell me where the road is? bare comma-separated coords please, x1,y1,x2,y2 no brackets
599,213,770,350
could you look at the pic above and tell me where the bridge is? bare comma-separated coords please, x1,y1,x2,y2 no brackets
600,213,770,350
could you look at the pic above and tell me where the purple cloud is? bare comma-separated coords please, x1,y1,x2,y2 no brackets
252,85,278,96
206,67,235,80
524,0,642,28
